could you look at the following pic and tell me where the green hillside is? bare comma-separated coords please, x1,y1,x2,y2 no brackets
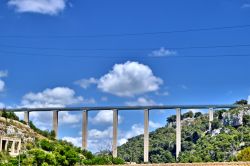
0,111,124,166
118,101,250,163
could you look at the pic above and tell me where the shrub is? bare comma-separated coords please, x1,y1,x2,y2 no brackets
237,147,250,161
243,115,250,126
194,112,202,118
211,119,222,130
112,157,125,164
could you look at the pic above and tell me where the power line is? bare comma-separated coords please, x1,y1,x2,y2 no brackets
0,24,250,39
0,43,250,51
0,49,250,59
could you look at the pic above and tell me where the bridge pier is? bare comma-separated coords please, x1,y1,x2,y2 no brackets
208,108,213,131
24,111,29,125
112,109,118,158
176,108,181,160
53,110,59,139
144,109,149,163
5,139,8,151
82,110,88,150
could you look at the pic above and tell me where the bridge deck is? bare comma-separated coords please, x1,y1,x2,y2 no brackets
1,104,247,112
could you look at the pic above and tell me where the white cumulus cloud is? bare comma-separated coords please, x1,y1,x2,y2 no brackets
19,87,94,129
91,110,123,125
74,77,98,89
62,137,82,147
24,111,81,130
63,120,162,152
0,71,8,78
64,127,113,152
248,96,250,104
0,70,8,92
59,111,81,124
155,91,169,96
242,3,250,8
0,102,5,108
101,96,108,102
88,127,113,139
0,80,5,92
8,0,67,15
149,47,177,57
97,61,163,97
21,87,86,108
122,123,144,139
118,121,163,145
149,120,162,129
125,97,156,106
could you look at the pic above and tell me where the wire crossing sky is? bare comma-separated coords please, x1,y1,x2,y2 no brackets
1,23,250,38
0,0,250,152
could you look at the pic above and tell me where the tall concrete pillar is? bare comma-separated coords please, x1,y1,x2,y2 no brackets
144,109,149,163
112,109,118,158
0,138,2,152
17,140,21,152
176,108,181,160
24,111,29,125
82,110,88,150
11,141,15,153
208,108,214,131
53,111,59,139
5,140,8,151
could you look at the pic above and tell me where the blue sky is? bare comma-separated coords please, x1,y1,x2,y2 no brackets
1,0,250,152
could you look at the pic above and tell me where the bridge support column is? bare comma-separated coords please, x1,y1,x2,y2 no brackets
0,138,2,152
144,109,149,163
53,111,59,139
82,110,88,150
24,111,29,125
209,108,213,132
11,141,15,154
5,140,8,151
176,108,181,160
112,109,118,158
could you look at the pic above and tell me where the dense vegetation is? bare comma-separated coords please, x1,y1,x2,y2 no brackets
118,101,250,163
0,139,124,166
0,111,125,165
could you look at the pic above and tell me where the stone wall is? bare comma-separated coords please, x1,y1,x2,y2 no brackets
0,136,21,157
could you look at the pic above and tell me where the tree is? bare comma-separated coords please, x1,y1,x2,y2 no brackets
211,119,222,130
29,149,47,165
179,151,202,163
40,140,54,151
192,131,200,143
149,148,175,163
243,115,250,126
237,147,250,161
182,111,193,119
235,99,248,105
194,112,202,118
167,115,176,123
0,111,19,121
65,149,79,165
214,109,227,120
1,110,8,119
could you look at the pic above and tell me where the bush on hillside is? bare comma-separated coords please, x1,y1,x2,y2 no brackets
237,147,250,161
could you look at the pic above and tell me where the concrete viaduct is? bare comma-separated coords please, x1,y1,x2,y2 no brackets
2,104,242,162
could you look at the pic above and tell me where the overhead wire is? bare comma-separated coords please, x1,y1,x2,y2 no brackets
1,49,250,59
0,43,250,51
0,24,250,39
